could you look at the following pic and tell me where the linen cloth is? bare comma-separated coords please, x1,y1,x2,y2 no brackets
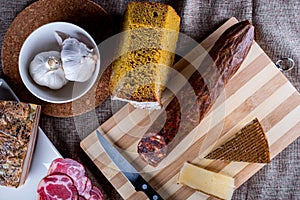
0,0,299,199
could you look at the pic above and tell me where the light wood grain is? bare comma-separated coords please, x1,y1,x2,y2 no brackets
80,17,300,200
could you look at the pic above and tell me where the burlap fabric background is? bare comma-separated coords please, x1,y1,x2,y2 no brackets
0,0,299,199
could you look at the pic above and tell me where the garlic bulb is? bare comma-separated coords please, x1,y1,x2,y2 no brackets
29,51,68,90
55,31,97,82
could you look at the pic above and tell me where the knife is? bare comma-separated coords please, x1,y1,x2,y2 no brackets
0,78,20,101
96,130,164,200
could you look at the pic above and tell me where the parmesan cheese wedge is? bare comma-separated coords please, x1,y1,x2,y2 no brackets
178,162,235,200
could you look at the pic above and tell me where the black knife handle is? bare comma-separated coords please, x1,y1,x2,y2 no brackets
134,175,164,200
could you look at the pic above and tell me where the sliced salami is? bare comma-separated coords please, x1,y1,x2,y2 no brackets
37,172,78,200
88,186,104,200
48,158,87,195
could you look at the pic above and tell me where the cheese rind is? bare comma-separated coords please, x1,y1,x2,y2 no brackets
205,118,270,163
178,162,234,200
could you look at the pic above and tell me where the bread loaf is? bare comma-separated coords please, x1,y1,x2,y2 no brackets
109,2,180,109
0,101,41,187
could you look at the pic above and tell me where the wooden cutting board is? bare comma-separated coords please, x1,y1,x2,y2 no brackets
80,17,300,200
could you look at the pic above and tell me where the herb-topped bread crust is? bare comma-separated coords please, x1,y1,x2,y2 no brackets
0,101,41,187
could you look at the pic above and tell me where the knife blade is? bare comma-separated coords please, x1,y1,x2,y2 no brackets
0,78,20,101
96,130,163,200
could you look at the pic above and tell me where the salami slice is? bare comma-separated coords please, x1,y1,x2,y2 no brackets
37,172,78,200
48,158,88,195
88,186,104,200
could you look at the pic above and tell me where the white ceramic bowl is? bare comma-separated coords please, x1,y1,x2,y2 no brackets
19,22,100,103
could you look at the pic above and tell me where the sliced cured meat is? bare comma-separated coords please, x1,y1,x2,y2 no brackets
88,186,104,200
81,177,92,199
48,158,87,195
37,172,78,200
42,158,103,200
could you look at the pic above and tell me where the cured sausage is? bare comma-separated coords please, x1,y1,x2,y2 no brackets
138,20,254,167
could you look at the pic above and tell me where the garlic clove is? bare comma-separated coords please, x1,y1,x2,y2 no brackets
54,31,70,46
29,51,68,90
40,68,68,90
55,31,97,82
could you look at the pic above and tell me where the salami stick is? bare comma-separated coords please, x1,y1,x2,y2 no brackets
137,20,254,167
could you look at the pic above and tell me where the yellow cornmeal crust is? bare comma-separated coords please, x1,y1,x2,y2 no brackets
109,2,180,107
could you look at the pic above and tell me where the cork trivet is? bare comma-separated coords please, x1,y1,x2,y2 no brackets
1,0,115,117
205,118,271,163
